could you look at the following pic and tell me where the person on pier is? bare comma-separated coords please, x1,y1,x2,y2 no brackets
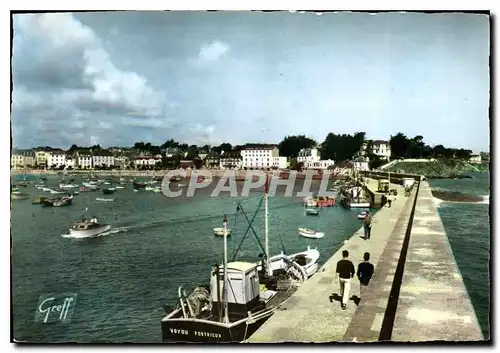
357,252,375,297
363,212,372,240
336,250,355,310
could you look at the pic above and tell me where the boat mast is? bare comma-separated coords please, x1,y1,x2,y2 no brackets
222,214,229,324
264,174,272,277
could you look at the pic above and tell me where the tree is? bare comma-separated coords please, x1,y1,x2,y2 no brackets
193,158,204,169
278,135,317,158
161,139,179,149
320,132,365,162
389,133,410,159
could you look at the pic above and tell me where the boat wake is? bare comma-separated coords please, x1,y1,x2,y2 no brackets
434,195,489,208
61,226,130,239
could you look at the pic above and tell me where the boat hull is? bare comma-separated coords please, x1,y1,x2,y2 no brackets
69,224,111,237
161,310,273,343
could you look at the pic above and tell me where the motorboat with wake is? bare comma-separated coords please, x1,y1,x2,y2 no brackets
69,217,111,237
161,176,318,343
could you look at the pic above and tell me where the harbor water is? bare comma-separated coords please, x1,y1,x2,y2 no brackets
11,172,490,342
11,176,365,342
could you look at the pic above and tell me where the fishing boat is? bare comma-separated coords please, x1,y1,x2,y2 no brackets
50,189,67,195
102,188,115,195
59,183,78,189
133,181,148,189
53,196,73,207
96,198,114,202
11,191,29,200
41,187,51,192
304,197,317,207
213,227,232,236
161,176,315,343
69,217,111,237
297,228,325,239
32,196,47,204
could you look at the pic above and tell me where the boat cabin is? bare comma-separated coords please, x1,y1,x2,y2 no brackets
210,261,261,318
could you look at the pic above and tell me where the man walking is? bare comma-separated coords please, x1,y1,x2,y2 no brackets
363,211,372,240
357,252,375,297
336,250,355,310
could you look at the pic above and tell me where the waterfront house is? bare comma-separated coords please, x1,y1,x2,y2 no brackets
11,149,35,169
76,151,93,169
34,149,50,167
132,156,161,166
240,145,280,169
371,140,391,160
114,155,130,169
204,154,221,169
469,155,482,164
46,149,67,169
220,153,242,170
273,156,289,169
65,155,76,169
297,148,321,164
353,157,370,171
92,150,115,168
304,159,335,170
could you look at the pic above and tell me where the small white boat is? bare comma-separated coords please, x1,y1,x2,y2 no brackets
50,189,67,195
357,211,368,219
69,218,111,237
107,187,116,191
96,198,114,202
305,208,319,216
60,184,78,189
303,197,317,207
153,188,162,193
104,182,111,185
213,227,232,236
259,246,320,279
349,202,371,208
114,185,125,189
11,191,30,200
145,186,155,191
42,187,51,192
298,227,325,239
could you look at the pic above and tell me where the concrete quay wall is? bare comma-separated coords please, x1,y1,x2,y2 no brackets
390,181,484,341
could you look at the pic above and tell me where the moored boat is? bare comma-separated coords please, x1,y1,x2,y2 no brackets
96,198,114,202
11,191,29,200
213,227,232,236
298,227,325,239
50,189,67,195
305,208,319,216
102,188,115,195
53,196,73,207
32,196,47,204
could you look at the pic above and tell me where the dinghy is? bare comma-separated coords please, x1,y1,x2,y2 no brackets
305,208,319,216
96,198,114,202
213,227,232,236
298,227,325,239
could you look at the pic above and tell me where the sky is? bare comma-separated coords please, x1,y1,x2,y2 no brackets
11,11,490,152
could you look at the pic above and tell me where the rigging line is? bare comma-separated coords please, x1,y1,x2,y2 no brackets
231,198,264,261
236,199,266,255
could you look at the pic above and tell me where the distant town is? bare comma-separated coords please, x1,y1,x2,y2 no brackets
11,132,489,172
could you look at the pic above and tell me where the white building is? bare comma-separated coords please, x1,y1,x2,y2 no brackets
220,155,242,169
11,150,35,169
297,148,320,164
241,146,280,169
92,150,115,168
469,155,482,164
353,157,370,171
46,150,66,168
273,156,289,169
133,156,161,166
65,156,76,169
114,155,130,169
77,152,93,169
305,159,335,170
371,140,391,160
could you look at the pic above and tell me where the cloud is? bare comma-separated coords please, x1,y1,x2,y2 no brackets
198,40,229,62
12,13,175,148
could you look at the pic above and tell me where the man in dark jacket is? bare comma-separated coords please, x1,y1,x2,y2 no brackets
336,250,355,310
357,252,375,297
